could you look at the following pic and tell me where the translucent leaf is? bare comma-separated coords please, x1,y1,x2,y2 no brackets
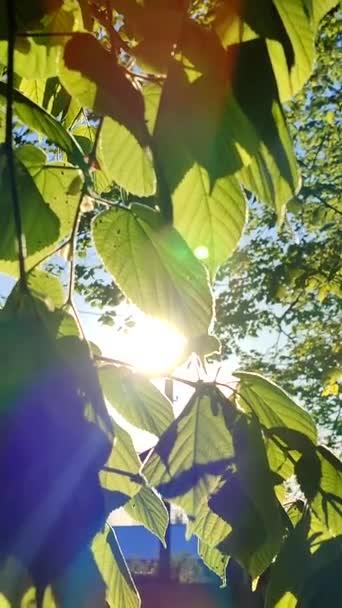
198,540,228,583
0,145,59,265
209,415,284,578
142,385,235,520
308,0,340,26
6,269,65,309
92,526,140,608
0,1,82,77
124,486,169,545
0,83,87,171
265,513,342,607
270,0,315,102
1,145,82,276
174,166,247,278
99,365,174,437
309,446,342,536
153,59,257,205
233,41,300,220
100,422,142,508
62,33,148,145
19,79,46,106
0,1,65,39
97,117,156,197
92,204,214,339
188,500,231,546
236,372,317,443
265,434,296,483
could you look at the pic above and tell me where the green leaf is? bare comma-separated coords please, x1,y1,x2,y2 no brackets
92,526,140,608
308,0,340,26
0,1,81,77
265,434,296,484
236,372,317,443
174,167,247,278
124,486,169,545
311,446,342,536
0,145,82,276
198,540,228,583
152,59,257,204
99,365,174,437
18,79,46,106
233,41,300,219
265,513,342,608
92,204,214,339
62,33,148,145
100,422,142,507
142,385,235,520
0,145,59,266
209,415,284,578
0,1,66,39
188,500,231,546
0,83,87,172
270,0,315,102
6,269,65,309
238,109,300,222
97,117,156,197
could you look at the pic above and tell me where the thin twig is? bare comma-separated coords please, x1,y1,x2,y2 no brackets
123,66,165,84
314,193,342,217
30,239,70,272
16,31,73,38
66,186,86,305
66,117,104,306
5,0,27,289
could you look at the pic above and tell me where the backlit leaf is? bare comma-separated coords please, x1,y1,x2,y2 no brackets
0,145,59,266
92,204,214,338
311,446,342,536
0,83,87,171
265,513,342,608
236,372,317,443
62,33,148,145
6,269,65,309
97,117,156,197
1,146,82,275
99,365,174,437
124,486,169,545
142,385,235,520
92,526,140,608
209,415,284,578
233,41,300,220
100,422,142,508
198,540,228,583
174,167,247,278
270,0,315,102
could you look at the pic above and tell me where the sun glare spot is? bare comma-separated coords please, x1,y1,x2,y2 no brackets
194,245,209,260
112,316,188,376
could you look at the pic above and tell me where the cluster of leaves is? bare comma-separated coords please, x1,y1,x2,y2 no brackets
215,10,342,445
0,1,341,607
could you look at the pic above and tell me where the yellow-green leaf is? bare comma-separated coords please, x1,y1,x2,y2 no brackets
97,117,156,197
174,166,247,278
92,526,140,608
124,486,169,545
99,365,174,437
236,372,317,443
92,204,214,338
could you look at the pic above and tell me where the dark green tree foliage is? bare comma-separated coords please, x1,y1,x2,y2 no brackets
215,12,342,445
0,1,341,606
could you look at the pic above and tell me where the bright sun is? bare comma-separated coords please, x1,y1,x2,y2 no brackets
104,314,188,376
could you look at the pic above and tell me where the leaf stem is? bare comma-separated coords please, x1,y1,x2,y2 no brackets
5,0,27,289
